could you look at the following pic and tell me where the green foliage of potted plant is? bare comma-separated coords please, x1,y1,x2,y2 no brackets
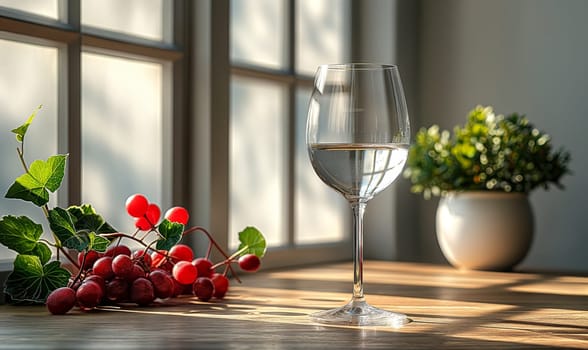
403,105,571,270
404,105,571,199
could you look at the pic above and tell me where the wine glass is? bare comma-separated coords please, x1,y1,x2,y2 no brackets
306,63,411,327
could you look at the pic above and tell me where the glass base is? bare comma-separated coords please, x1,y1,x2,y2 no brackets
310,298,411,327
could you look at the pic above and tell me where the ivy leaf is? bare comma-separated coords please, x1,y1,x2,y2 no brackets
86,233,111,252
48,207,114,252
11,105,41,143
67,204,117,235
5,154,67,207
238,226,266,258
0,215,51,264
67,203,95,217
48,207,90,251
66,205,116,252
48,207,77,247
156,219,183,251
67,203,99,222
4,255,70,303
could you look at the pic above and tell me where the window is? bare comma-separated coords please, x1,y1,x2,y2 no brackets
229,0,352,266
0,1,186,268
0,0,358,278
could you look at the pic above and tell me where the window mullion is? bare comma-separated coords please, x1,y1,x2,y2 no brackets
210,0,231,258
64,0,81,207
287,0,296,247
287,82,296,247
287,0,295,74
171,0,190,215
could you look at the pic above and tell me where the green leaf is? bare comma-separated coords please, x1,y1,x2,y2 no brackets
67,204,117,234
238,226,266,258
67,205,117,251
67,203,95,218
4,255,70,303
4,179,49,207
87,233,111,252
29,155,67,192
156,219,183,251
49,206,115,253
48,207,77,247
49,207,95,251
0,215,52,264
5,154,67,206
11,106,41,143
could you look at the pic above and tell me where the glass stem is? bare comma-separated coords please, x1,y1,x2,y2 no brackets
351,200,367,301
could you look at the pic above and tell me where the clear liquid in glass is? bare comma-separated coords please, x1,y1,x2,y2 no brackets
309,143,408,201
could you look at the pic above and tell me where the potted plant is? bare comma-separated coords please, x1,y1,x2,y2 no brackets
404,105,571,270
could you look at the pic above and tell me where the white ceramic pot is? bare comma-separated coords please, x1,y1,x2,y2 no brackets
435,191,533,271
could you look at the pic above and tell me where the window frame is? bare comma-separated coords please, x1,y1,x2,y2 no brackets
0,0,369,298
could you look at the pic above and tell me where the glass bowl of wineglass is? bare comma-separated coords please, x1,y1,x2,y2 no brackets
306,63,411,327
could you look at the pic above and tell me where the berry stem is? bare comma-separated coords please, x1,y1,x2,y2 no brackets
131,227,141,238
205,241,212,260
69,251,87,287
102,232,151,249
183,226,242,283
210,245,249,270
58,246,79,270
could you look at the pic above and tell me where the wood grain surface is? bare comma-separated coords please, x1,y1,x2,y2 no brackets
0,261,586,349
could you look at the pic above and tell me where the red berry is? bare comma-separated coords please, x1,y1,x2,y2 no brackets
135,217,151,231
132,249,152,267
135,204,161,230
46,287,77,315
130,277,155,306
211,273,229,299
106,278,129,302
148,270,174,299
171,277,185,297
238,254,261,272
112,254,134,279
169,244,194,262
172,261,198,285
126,194,149,218
128,263,146,282
145,203,161,225
193,277,214,302
76,281,103,310
164,206,189,225
192,258,213,278
78,250,100,270
92,256,114,280
105,244,131,257
159,260,174,273
150,250,168,268
84,274,106,296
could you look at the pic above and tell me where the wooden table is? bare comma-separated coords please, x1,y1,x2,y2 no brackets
0,261,586,349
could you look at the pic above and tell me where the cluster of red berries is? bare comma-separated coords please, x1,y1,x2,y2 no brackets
45,194,262,315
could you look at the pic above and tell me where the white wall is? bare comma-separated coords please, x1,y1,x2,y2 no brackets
415,0,588,272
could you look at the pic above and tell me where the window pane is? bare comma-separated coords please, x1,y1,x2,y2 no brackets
0,0,59,20
295,0,351,76
81,0,171,42
230,77,287,248
295,87,348,244
81,53,164,239
230,0,287,69
0,39,59,260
